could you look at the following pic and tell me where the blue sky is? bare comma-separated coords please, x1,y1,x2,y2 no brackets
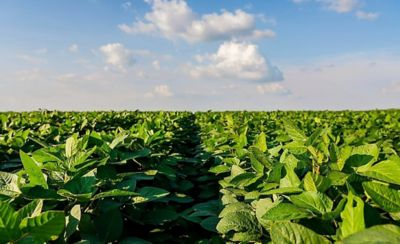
0,0,399,110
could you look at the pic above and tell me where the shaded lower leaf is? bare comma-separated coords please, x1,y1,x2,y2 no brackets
271,222,330,244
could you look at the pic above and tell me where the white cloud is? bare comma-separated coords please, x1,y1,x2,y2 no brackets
356,10,379,21
257,83,290,95
99,43,135,70
145,84,173,97
318,0,359,13
292,0,310,3
296,0,365,15
119,0,275,43
69,44,79,53
190,41,283,82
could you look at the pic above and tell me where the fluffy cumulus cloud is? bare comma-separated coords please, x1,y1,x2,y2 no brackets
118,0,275,43
99,43,135,70
257,83,290,95
190,41,283,82
145,84,173,97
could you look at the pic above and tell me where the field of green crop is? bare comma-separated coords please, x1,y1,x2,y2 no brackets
1,110,400,243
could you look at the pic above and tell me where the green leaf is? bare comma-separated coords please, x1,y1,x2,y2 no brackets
119,148,151,161
230,172,257,187
346,144,379,169
219,202,252,218
253,132,267,152
142,208,178,225
263,203,312,221
20,211,65,242
359,159,400,185
271,222,330,244
341,224,400,244
255,198,279,228
291,191,333,214
303,172,318,192
20,151,48,189
249,146,273,170
216,211,261,241
0,200,16,241
263,187,303,195
362,181,400,212
132,187,169,204
280,166,301,188
65,135,78,158
339,192,365,239
306,128,324,146
0,171,21,197
209,165,230,175
283,120,307,142
337,146,352,171
94,209,123,242
200,216,219,232
13,200,43,231
64,204,81,240
92,189,138,200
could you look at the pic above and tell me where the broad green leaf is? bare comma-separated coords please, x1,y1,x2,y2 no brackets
119,148,151,161
64,204,81,240
0,171,21,197
219,202,253,218
230,172,257,187
339,192,365,239
255,198,280,228
337,146,352,171
280,166,301,188
283,120,307,142
0,201,16,241
20,151,48,189
363,181,400,212
20,211,65,242
303,172,317,192
253,132,267,152
341,224,400,244
216,211,261,241
305,128,323,146
327,171,349,186
263,187,303,195
291,191,333,214
271,222,330,244
359,159,400,185
200,216,219,232
346,144,379,169
249,146,273,170
94,209,123,242
13,200,43,229
92,189,138,200
142,208,178,225
208,165,230,175
132,187,169,204
65,135,78,158
263,203,312,221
